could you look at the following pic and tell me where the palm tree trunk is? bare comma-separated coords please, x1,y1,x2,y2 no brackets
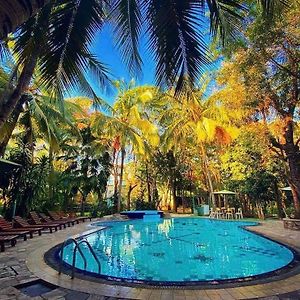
0,0,49,39
127,184,137,210
0,95,26,157
117,148,125,212
200,143,215,207
0,51,39,131
145,162,151,203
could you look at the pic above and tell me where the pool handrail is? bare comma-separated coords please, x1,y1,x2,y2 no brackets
58,238,87,277
75,240,101,277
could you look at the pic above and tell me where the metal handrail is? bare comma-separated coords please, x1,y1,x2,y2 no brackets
59,237,101,279
76,240,101,275
58,238,87,276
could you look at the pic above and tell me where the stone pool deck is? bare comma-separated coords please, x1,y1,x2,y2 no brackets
1,218,300,300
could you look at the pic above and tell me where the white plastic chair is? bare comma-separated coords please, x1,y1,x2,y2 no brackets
209,208,216,218
226,208,234,219
235,208,243,219
215,208,223,219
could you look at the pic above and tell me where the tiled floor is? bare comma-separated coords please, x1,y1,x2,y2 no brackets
1,217,300,299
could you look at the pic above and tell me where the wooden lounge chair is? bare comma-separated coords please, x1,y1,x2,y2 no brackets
0,217,42,238
0,230,28,241
0,235,18,252
59,211,92,223
48,211,77,225
29,212,63,230
13,216,59,234
39,213,68,228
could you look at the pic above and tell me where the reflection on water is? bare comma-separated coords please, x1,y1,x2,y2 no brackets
62,218,293,282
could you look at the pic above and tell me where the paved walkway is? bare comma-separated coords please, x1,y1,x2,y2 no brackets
1,218,300,299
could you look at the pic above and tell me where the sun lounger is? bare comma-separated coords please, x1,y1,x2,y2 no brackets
59,211,92,222
0,235,18,252
39,213,69,228
48,211,77,225
0,230,28,241
13,216,59,233
0,217,42,238
29,212,63,230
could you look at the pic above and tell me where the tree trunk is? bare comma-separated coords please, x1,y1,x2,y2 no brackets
0,0,50,39
0,52,39,131
117,148,125,213
0,95,27,157
282,119,300,218
127,184,137,210
200,143,215,207
273,179,284,218
145,163,151,203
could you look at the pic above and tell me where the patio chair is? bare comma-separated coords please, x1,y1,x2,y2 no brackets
209,208,216,218
29,212,63,230
235,208,243,219
13,216,59,234
48,211,77,225
226,208,234,219
0,235,18,252
0,217,41,238
39,213,69,228
215,208,224,219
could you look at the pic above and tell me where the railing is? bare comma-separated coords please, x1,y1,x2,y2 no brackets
59,238,101,279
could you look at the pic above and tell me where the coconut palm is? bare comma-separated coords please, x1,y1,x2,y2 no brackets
0,1,287,130
0,0,285,40
160,81,238,208
0,0,110,131
92,80,159,212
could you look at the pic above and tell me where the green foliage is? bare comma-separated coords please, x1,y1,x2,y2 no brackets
135,199,156,210
2,141,50,219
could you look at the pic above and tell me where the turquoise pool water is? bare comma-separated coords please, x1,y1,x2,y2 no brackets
61,218,294,283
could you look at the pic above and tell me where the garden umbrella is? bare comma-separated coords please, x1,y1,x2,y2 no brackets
213,190,237,208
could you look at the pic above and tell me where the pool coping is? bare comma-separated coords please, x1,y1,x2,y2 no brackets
43,218,300,290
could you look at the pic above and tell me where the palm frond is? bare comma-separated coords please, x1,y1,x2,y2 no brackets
146,0,210,92
206,0,246,41
111,0,143,74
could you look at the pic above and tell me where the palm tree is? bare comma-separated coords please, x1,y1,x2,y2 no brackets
0,0,48,39
0,0,110,131
92,80,159,212
0,1,286,129
160,82,237,208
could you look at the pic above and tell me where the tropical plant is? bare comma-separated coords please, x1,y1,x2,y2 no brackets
218,1,300,216
0,0,110,131
0,0,287,130
92,80,160,212
159,80,238,208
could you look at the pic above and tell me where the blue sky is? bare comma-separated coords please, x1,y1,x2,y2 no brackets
89,24,156,105
88,21,221,105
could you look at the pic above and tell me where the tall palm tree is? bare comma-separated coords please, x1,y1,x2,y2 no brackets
0,0,285,40
0,0,110,131
92,80,159,212
160,82,237,208
0,0,287,130
0,0,49,39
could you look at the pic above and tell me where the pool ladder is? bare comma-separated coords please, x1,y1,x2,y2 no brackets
59,238,101,279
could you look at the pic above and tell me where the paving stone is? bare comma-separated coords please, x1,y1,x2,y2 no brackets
64,291,90,300
40,288,68,299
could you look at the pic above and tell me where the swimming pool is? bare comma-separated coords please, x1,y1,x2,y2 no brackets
60,218,294,284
